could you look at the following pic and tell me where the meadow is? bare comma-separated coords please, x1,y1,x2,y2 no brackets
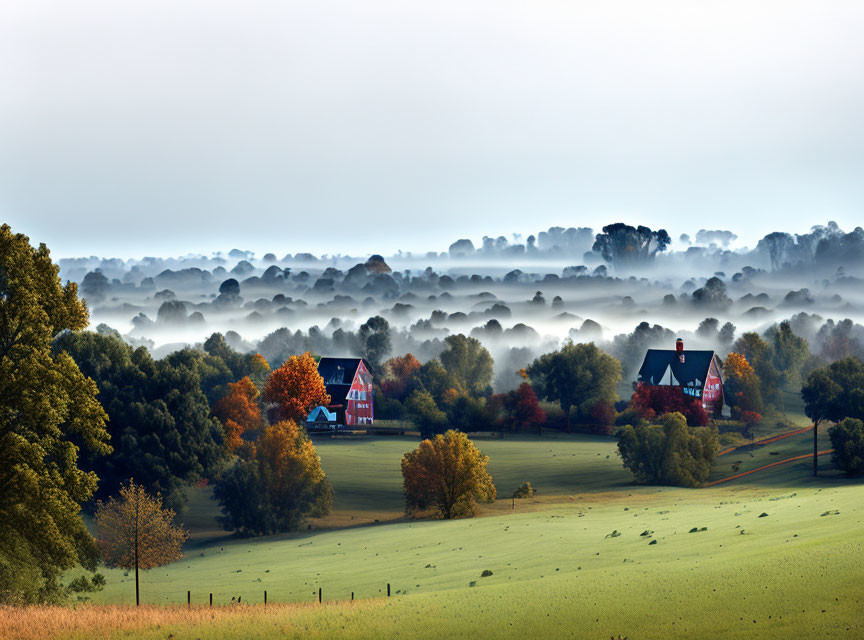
28,418,862,640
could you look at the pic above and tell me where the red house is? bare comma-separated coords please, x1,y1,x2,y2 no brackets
636,339,724,415
307,357,374,430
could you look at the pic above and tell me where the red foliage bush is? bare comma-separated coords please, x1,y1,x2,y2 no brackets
629,384,710,427
587,401,616,434
500,382,546,431
739,410,762,427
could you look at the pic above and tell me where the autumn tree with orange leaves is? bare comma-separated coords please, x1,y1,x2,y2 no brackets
213,420,333,535
212,377,263,452
381,353,422,401
723,352,763,419
262,352,330,422
94,481,188,606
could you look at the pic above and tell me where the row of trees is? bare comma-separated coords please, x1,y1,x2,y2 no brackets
803,357,864,476
376,338,623,438
5,216,860,605
0,224,344,603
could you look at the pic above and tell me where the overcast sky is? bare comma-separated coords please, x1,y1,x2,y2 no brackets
2,0,863,259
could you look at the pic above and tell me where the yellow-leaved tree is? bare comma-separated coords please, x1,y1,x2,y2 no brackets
401,430,496,519
94,481,188,606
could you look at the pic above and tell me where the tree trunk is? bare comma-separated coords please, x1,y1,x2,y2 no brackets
566,405,572,434
813,421,819,477
135,485,140,606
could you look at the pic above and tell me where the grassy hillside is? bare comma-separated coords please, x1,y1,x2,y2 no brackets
181,434,629,534
60,481,863,639
46,418,863,639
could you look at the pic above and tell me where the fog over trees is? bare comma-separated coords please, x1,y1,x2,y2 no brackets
60,221,864,391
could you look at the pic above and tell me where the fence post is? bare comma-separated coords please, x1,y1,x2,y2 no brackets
351,591,354,601
387,583,391,597
209,593,212,607
318,587,322,603
264,590,267,607
187,590,190,608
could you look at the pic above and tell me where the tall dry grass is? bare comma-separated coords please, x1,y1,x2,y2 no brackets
0,601,376,640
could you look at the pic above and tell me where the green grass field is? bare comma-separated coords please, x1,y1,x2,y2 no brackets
57,417,864,640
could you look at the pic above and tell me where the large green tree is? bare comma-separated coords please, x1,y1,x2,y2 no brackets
828,418,864,476
0,225,111,604
415,359,458,403
439,334,494,396
358,315,391,374
733,332,783,409
616,412,718,487
766,321,810,389
55,332,226,508
801,357,864,476
527,342,621,432
405,389,448,438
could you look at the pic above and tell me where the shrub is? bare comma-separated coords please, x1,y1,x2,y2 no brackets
481,570,493,577
587,401,616,433
828,418,864,475
374,394,404,420
616,412,718,487
512,482,535,499
739,410,762,427
714,419,748,433
68,573,106,594
614,407,647,428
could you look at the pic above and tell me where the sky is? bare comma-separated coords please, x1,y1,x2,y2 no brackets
2,0,864,259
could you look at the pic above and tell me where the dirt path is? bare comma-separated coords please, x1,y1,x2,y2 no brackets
717,425,814,456
706,449,834,486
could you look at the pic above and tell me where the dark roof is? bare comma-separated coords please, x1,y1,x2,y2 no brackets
637,350,719,391
317,357,366,406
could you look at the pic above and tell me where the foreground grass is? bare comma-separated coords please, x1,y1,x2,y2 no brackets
9,552,864,640
51,480,863,639
0,601,384,640
39,431,860,639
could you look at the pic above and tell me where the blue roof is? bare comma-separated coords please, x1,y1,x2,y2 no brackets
307,406,337,423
